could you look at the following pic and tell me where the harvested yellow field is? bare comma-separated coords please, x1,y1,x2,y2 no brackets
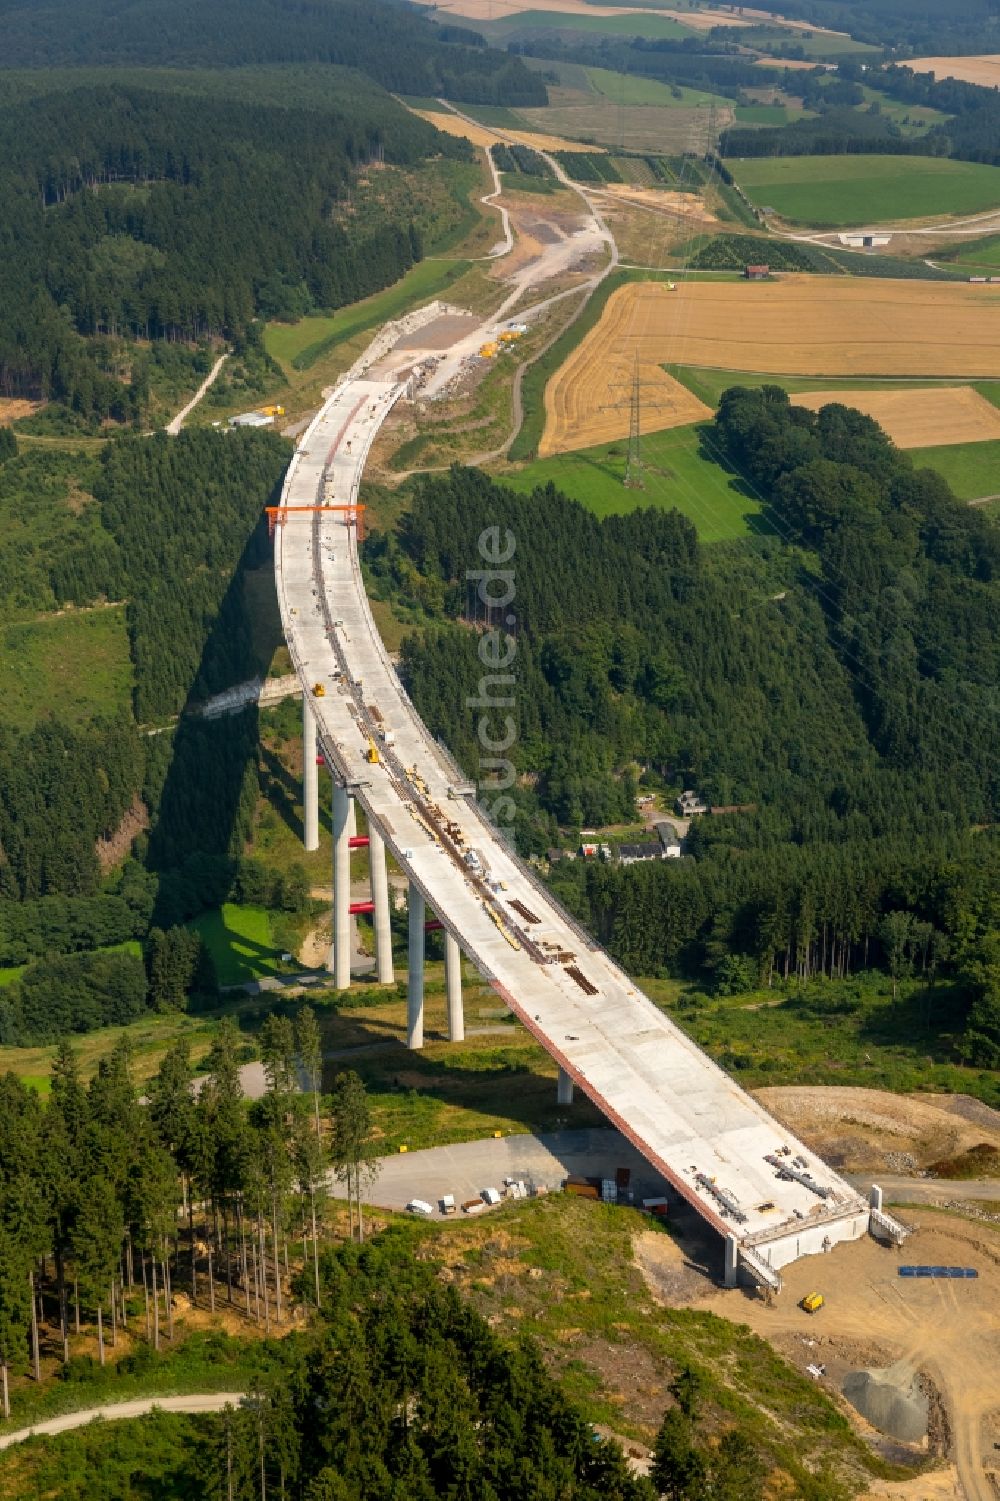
546,279,1000,402
541,350,712,456
413,0,751,23
412,108,601,154
907,54,1000,88
790,385,1000,448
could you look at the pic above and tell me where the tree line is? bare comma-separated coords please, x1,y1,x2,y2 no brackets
0,1010,384,1419
0,1028,772,1498
0,0,547,105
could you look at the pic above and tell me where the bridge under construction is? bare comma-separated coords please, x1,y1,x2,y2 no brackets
271,319,907,1293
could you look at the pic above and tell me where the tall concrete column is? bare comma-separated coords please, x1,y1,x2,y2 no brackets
724,1234,739,1289
407,883,425,1051
369,826,394,985
302,701,319,853
329,783,351,989
444,932,464,1042
557,1067,574,1106
346,796,358,840
869,1184,883,1214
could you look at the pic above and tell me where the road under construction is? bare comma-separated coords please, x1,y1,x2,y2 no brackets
271,131,908,1292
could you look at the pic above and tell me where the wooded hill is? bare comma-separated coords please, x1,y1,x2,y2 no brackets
367,399,1000,1064
0,0,547,102
0,74,467,424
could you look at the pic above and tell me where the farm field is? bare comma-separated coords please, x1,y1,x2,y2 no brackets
907,53,1000,88
0,605,133,731
518,98,726,153
584,64,726,109
906,438,1000,502
481,7,697,37
409,107,600,153
546,280,1000,405
669,365,942,407
944,234,1000,272
789,385,1000,450
541,328,712,452
730,154,1000,227
501,423,764,539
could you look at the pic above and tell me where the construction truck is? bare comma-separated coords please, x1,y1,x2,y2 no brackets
365,736,380,765
800,1292,824,1314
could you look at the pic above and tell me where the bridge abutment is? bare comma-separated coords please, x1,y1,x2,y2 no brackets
557,1067,574,1106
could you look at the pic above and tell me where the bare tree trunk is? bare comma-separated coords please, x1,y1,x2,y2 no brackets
142,1256,150,1341
310,1190,321,1310
97,1305,105,1368
208,1248,215,1314
259,1220,271,1334
251,1236,261,1326
271,1202,282,1326
56,1250,69,1365
164,1256,174,1340
1,1361,9,1421
152,1259,160,1352
239,1210,251,1319
74,1279,80,1335
224,1206,233,1306
188,1180,197,1302
110,1281,117,1348
29,1271,40,1381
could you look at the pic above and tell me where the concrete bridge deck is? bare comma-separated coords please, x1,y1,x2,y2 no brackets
273,369,871,1282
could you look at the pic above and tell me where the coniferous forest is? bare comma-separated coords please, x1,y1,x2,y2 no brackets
368,397,1000,1068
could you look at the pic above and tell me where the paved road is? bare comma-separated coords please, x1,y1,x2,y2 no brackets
0,1392,246,1451
166,354,228,435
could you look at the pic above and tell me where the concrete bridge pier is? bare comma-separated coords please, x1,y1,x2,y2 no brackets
444,932,464,1042
302,700,319,852
557,1067,574,1106
328,783,352,989
369,827,394,985
724,1234,739,1288
407,883,425,1050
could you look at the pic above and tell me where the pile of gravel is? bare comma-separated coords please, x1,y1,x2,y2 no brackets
842,1364,928,1443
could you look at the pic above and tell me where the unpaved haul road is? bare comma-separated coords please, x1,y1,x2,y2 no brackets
0,1392,245,1451
166,353,228,435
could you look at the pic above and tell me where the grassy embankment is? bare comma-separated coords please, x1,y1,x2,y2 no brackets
729,153,1000,227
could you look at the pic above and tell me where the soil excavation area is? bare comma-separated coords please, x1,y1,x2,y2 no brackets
638,1207,1000,1501
543,282,1000,451
789,385,1000,449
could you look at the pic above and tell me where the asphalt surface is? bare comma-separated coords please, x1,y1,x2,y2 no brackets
328,1127,675,1217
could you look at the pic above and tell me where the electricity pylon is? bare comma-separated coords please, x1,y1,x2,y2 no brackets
624,355,643,490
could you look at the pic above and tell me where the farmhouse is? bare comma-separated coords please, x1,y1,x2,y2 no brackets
676,790,708,817
744,263,770,280
618,842,663,866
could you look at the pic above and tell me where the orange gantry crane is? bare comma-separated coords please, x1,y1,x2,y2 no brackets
265,503,366,541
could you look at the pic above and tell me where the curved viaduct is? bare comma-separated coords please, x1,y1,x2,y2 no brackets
271,354,898,1289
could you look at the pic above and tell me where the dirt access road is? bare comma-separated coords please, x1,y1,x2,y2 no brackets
689,1214,1000,1501
0,1392,246,1451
